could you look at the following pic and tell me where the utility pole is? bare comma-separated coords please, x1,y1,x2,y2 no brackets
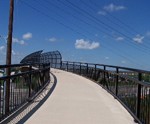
5,0,14,114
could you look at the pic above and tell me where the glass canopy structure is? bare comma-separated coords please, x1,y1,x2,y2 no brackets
20,50,62,68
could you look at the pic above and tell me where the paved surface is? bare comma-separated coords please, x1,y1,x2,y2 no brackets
25,69,135,124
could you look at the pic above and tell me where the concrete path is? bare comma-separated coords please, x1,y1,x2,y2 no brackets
25,69,135,124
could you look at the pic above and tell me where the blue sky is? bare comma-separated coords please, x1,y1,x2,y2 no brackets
0,0,150,70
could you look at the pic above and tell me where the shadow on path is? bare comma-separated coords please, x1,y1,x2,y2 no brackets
17,73,57,124
2,73,57,124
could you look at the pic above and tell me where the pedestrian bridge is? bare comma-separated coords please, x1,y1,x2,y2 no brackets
0,50,150,124
8,69,134,124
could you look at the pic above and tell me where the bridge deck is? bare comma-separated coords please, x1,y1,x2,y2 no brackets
25,69,134,124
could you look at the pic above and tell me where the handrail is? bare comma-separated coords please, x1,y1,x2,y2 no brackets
0,63,29,68
0,67,50,80
0,63,50,122
62,61,150,73
60,61,150,124
91,67,150,87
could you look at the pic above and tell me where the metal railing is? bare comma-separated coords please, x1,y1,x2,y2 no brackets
0,63,50,121
59,61,150,124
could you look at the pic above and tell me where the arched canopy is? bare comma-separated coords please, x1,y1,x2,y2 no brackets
20,50,43,64
40,51,62,64
20,50,62,67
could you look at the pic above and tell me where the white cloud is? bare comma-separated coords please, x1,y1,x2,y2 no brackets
133,34,144,44
105,57,109,60
104,3,126,12
0,46,5,51
0,46,6,55
121,60,126,64
75,39,100,50
12,37,25,45
49,37,57,42
13,37,19,43
22,32,32,40
98,11,106,15
116,37,124,41
12,50,16,55
20,40,25,45
0,35,7,43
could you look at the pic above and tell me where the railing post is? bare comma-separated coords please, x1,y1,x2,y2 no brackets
103,66,106,83
80,63,81,75
115,68,119,96
29,65,32,98
86,63,88,77
94,64,97,81
55,63,57,68
73,62,74,73
43,64,46,83
67,62,68,71
135,73,142,120
60,61,62,69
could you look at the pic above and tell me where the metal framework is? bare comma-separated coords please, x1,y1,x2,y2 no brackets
60,61,150,124
20,50,62,67
0,63,50,122
20,50,42,64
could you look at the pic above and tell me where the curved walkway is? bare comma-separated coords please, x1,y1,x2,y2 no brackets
25,69,135,124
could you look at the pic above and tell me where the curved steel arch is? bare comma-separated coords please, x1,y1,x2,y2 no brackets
20,50,62,68
20,50,43,64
